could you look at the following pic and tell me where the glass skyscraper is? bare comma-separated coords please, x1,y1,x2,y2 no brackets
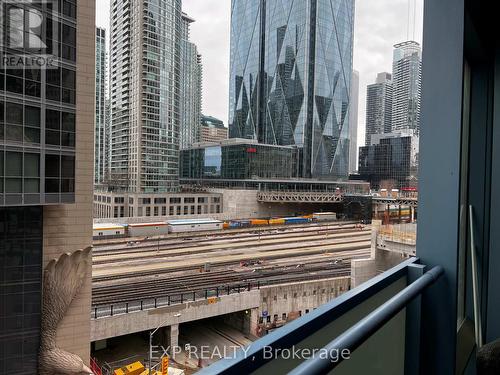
229,0,355,179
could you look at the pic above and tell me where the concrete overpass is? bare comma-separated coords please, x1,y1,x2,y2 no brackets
91,290,260,346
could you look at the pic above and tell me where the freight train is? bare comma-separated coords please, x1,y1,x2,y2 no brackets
93,212,338,239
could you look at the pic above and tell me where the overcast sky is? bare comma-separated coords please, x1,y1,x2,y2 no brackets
96,0,423,147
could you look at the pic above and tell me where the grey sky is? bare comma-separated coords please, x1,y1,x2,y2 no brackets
96,0,423,148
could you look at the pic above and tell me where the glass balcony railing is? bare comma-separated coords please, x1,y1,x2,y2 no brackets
198,257,443,374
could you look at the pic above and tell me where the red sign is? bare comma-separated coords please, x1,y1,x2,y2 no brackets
246,147,257,153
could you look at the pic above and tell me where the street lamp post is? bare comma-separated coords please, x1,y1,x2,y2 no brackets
149,313,182,374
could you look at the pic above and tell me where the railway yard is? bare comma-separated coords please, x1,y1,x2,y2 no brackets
92,221,372,313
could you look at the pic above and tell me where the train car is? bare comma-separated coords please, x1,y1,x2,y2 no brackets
232,219,251,228
269,218,285,226
93,223,126,239
284,217,310,225
167,218,223,233
251,219,269,226
128,222,169,237
312,212,337,222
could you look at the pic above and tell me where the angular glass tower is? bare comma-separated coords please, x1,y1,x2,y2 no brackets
229,0,355,179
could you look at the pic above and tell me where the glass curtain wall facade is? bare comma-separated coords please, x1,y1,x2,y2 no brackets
95,27,107,185
110,0,182,193
229,0,354,179
0,207,43,374
358,134,419,189
0,0,84,372
180,143,299,180
0,2,77,206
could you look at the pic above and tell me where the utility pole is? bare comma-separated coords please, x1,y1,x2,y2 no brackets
149,330,153,374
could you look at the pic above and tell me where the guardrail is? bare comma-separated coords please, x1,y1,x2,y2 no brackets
198,258,443,375
91,282,260,319
289,266,443,374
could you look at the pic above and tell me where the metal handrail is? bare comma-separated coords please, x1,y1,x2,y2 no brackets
288,266,444,375
469,205,483,348
91,282,260,319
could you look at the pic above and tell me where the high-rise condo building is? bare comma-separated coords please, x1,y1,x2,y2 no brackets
365,72,393,146
109,0,182,193
229,0,355,179
180,13,203,150
95,27,107,185
0,0,95,372
391,41,422,134
349,70,359,173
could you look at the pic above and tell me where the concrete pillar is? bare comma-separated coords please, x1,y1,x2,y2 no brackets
410,206,415,223
159,324,179,359
371,220,382,259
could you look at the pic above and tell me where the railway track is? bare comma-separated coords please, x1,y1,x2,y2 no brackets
92,222,363,255
91,222,372,308
92,230,371,266
92,221,361,248
92,265,352,305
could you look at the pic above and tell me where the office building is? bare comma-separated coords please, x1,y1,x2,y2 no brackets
180,13,203,150
180,139,299,180
0,1,95,373
109,0,182,193
95,27,107,185
391,41,422,134
349,70,359,173
229,0,355,179
358,131,418,189
365,72,393,146
200,115,228,142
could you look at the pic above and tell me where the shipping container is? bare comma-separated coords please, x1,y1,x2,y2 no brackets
269,218,285,225
284,217,310,225
251,219,269,226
